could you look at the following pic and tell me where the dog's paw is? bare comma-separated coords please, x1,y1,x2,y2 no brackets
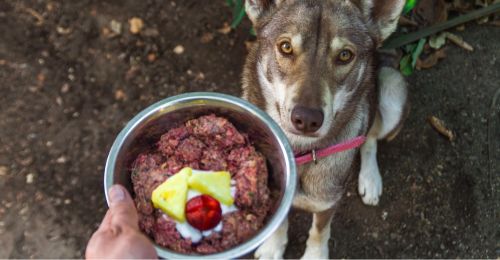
358,167,382,206
254,233,287,259
301,241,329,259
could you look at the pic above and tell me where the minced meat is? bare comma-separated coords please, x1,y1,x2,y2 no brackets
131,114,271,254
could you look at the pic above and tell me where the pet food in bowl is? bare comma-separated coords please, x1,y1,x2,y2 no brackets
131,114,271,254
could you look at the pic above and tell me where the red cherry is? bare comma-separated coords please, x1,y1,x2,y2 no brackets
185,195,222,231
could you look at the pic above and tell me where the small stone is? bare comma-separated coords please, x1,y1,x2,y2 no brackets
20,206,29,215
0,166,7,176
56,26,72,35
19,156,34,166
200,32,214,43
56,96,63,106
46,141,53,147
372,232,379,239
110,20,122,34
114,89,127,101
61,83,70,93
382,211,388,221
195,72,205,81
128,17,144,34
56,156,67,164
26,173,35,184
64,199,71,205
173,45,184,55
147,53,156,62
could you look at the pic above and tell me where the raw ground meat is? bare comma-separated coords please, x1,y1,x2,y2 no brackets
131,114,271,254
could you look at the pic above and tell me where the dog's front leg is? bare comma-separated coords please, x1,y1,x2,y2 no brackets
301,207,335,259
255,218,289,259
359,66,408,205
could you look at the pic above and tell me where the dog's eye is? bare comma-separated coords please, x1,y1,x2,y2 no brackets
279,41,293,55
337,49,354,64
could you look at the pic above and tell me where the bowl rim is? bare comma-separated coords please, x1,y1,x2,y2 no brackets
104,92,297,259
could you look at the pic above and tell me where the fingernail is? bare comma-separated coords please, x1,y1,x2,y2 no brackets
109,185,125,203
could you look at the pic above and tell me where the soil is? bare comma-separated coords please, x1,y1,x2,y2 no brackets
0,0,498,258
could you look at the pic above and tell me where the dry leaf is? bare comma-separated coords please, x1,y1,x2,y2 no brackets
428,116,455,141
414,0,448,26
417,48,447,69
23,7,44,26
399,16,419,27
217,22,232,34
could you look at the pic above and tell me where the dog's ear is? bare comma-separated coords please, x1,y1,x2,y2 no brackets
358,0,405,44
245,0,284,25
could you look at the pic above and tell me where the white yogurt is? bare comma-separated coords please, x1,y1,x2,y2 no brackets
174,183,238,242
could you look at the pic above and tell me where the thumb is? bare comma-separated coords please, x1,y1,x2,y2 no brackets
107,185,139,229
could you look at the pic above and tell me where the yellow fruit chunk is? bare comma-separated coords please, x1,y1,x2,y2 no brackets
151,167,192,222
188,170,234,206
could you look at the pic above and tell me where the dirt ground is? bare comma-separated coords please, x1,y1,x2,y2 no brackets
0,0,498,258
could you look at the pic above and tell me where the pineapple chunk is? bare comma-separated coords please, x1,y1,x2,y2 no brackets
188,170,234,206
151,167,192,222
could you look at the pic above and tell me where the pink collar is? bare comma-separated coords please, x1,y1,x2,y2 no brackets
295,136,366,166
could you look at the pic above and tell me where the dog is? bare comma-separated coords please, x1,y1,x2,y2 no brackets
241,0,409,258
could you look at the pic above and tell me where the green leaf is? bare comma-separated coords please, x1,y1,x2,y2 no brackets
403,0,418,14
429,33,447,49
400,54,414,76
400,38,426,76
231,4,247,28
411,38,426,68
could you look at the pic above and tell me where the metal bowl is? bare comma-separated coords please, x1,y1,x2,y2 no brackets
104,92,297,259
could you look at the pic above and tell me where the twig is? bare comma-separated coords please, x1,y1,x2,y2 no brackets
382,3,500,49
428,116,455,141
399,16,419,27
444,32,474,51
23,7,44,26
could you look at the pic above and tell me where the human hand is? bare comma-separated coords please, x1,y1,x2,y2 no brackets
86,185,157,259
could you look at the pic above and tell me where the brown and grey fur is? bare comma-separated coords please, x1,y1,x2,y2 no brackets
241,0,408,258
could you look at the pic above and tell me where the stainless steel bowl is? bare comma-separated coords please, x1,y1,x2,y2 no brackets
104,92,297,259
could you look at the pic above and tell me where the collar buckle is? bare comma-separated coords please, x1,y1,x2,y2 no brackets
312,149,318,164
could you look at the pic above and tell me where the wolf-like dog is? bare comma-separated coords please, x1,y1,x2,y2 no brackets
241,0,409,258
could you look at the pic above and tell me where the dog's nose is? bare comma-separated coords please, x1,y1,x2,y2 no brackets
291,106,324,133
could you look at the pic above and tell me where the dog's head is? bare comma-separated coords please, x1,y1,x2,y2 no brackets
244,0,404,150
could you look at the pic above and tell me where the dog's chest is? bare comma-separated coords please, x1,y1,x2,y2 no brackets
298,148,357,199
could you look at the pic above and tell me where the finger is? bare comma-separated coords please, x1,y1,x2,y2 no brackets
96,210,112,232
108,185,139,229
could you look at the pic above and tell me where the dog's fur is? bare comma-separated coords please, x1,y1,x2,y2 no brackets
241,0,408,258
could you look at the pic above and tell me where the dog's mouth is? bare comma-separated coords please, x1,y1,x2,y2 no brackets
286,128,321,138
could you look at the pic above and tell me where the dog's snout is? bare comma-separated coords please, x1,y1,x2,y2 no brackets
291,106,324,133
